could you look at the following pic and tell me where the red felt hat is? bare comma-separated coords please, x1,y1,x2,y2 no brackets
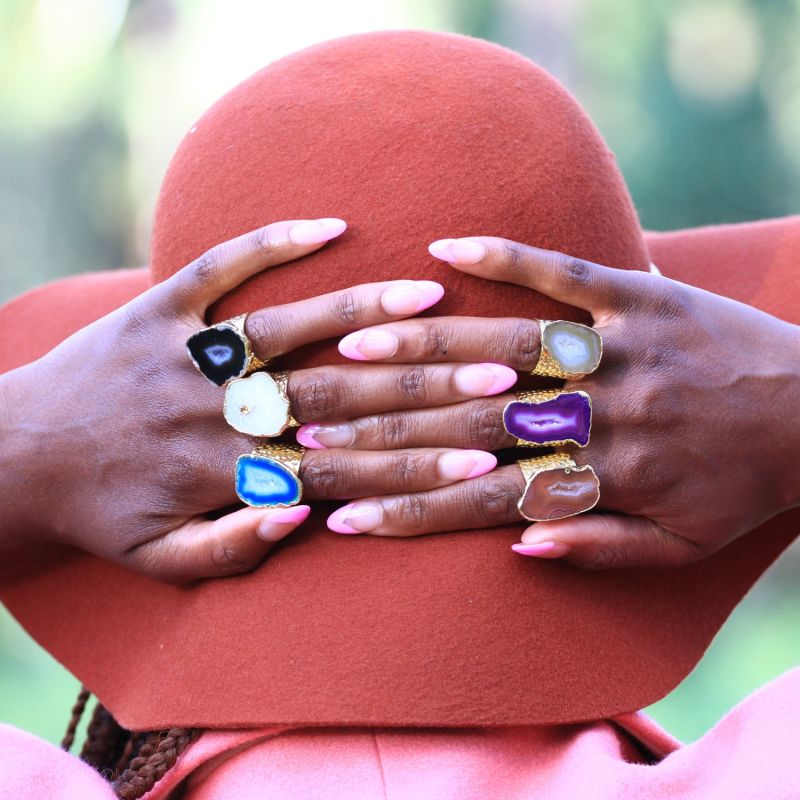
1,31,798,732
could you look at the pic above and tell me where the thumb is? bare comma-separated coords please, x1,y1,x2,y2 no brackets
127,505,311,583
512,513,702,570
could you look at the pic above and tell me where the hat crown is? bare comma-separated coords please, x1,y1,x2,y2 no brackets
151,30,647,346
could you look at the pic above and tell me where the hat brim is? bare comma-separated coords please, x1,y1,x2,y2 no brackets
1,218,798,731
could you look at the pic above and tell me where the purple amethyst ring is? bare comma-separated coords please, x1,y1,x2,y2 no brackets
503,389,592,448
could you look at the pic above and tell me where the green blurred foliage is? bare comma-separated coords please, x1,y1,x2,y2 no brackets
1,0,799,747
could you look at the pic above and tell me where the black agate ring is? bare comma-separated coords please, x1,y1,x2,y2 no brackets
186,314,267,387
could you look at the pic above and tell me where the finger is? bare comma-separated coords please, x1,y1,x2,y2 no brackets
126,505,310,583
336,316,541,369
325,464,525,536
299,447,497,500
513,514,703,570
156,218,347,313
243,279,444,361
428,236,651,316
295,382,611,452
286,362,518,422
296,396,517,451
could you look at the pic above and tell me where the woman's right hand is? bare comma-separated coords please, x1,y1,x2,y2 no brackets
0,219,514,583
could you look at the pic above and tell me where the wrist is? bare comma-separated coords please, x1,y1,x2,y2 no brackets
0,365,54,552
775,323,800,512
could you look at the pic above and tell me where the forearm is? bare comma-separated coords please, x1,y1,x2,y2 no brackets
0,365,50,564
777,322,800,513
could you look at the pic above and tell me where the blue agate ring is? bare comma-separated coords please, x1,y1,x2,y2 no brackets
236,444,304,508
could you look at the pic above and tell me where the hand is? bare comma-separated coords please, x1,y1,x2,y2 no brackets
317,235,800,569
0,220,513,582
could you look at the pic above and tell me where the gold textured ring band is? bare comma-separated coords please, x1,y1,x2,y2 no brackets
271,371,301,428
235,443,305,508
186,313,269,387
504,389,592,448
516,452,600,522
532,319,603,380
223,370,299,438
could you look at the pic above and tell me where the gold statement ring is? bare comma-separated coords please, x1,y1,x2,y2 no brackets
516,452,600,522
224,371,299,438
532,320,602,380
235,443,305,508
186,313,269,387
503,389,592,448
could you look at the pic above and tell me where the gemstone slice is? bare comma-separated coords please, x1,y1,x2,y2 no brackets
224,373,291,437
542,321,602,377
187,326,247,386
236,455,301,508
504,392,591,446
519,466,599,521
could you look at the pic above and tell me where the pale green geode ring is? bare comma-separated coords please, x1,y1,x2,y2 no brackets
532,320,602,380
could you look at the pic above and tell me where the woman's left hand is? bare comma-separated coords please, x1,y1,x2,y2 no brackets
312,236,800,569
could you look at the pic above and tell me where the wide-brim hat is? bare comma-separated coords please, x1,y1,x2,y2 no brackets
2,31,798,732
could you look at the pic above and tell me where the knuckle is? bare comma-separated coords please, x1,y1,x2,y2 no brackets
210,542,255,576
245,311,285,357
395,493,427,527
329,290,361,326
559,257,593,291
301,455,348,498
392,451,431,488
468,403,510,449
292,370,341,421
189,249,220,288
420,323,450,359
501,241,525,277
626,381,670,427
397,365,429,405
251,225,278,257
505,319,540,370
469,474,520,520
373,412,410,449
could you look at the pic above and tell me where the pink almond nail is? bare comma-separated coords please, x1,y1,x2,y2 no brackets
288,218,347,246
429,238,486,264
338,329,398,360
257,505,311,540
327,502,383,534
296,423,354,449
438,450,497,480
455,363,518,396
381,281,444,315
511,541,572,558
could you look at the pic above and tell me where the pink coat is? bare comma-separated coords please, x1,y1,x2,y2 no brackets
3,667,797,799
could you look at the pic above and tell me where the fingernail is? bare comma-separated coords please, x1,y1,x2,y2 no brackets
257,505,311,540
429,238,487,264
338,329,399,361
327,502,383,534
455,363,518,396
289,218,347,246
381,280,444,315
438,450,497,480
296,422,355,449
511,541,572,559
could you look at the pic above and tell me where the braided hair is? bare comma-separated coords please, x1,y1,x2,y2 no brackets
62,687,198,799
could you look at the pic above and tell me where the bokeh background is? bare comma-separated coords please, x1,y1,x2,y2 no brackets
1,0,799,745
